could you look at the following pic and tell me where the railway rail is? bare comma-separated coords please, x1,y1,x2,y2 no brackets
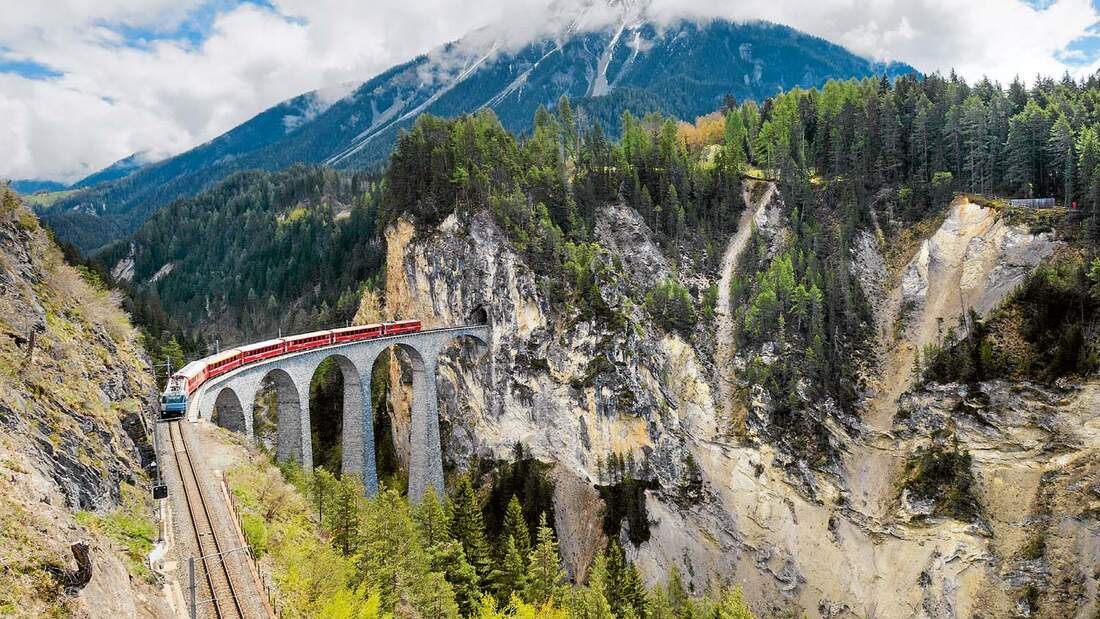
168,421,247,619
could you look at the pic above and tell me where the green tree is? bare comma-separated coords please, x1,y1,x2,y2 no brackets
325,475,363,556
492,535,529,604
713,586,755,619
1047,114,1076,203
1077,126,1100,204
358,487,459,617
524,513,565,606
603,541,647,618
158,337,185,378
500,495,532,563
449,476,493,585
309,466,337,524
646,278,697,334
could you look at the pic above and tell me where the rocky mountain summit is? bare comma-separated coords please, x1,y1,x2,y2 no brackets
378,184,1098,618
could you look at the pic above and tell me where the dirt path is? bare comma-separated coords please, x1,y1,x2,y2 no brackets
714,181,776,431
844,200,1028,519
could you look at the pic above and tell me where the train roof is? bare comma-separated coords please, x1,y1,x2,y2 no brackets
285,329,333,341
205,348,242,365
175,360,206,379
238,338,285,353
332,323,382,334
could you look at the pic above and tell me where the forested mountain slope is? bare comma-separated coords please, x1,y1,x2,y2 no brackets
95,165,382,347
41,8,914,254
0,186,168,616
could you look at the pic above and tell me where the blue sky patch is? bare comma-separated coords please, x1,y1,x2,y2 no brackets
0,49,63,79
93,0,279,51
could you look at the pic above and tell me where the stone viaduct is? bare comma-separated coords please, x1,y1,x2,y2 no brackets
185,325,489,500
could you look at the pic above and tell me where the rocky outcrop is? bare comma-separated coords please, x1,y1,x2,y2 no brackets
0,192,171,617
384,189,1096,618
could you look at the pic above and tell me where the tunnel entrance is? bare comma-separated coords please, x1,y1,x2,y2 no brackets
467,305,489,326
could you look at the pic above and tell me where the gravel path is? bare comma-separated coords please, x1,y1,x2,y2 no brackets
714,181,775,430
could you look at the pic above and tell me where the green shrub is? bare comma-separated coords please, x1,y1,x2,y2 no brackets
645,278,697,334
75,482,157,582
899,434,979,521
241,513,269,559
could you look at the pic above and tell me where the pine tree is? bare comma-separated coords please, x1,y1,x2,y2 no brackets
430,540,481,616
325,475,363,556
573,552,616,619
449,477,493,585
310,466,337,524
158,337,185,380
501,495,532,563
1078,127,1100,207
525,513,564,606
358,487,459,617
603,540,647,618
1047,114,1076,203
413,486,451,545
492,535,528,603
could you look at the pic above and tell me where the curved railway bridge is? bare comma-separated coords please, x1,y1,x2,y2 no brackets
185,325,489,501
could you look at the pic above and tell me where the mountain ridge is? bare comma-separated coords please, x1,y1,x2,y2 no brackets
41,16,916,253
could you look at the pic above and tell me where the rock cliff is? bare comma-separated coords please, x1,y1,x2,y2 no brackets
380,187,1098,618
0,188,171,617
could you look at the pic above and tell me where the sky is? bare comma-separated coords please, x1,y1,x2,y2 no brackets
2,0,1100,184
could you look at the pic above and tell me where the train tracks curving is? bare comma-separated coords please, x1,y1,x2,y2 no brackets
168,421,247,619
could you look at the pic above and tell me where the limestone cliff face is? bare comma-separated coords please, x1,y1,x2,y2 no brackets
382,192,1097,618
0,191,170,617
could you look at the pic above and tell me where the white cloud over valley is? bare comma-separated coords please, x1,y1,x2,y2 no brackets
1,0,1097,183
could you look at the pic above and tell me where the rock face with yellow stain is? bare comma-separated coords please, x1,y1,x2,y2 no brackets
380,189,1099,618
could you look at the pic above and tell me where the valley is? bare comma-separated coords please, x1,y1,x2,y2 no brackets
3,2,1100,618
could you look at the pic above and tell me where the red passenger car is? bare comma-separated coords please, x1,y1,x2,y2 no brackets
239,338,286,364
285,330,334,353
383,320,422,335
205,349,243,379
332,324,383,344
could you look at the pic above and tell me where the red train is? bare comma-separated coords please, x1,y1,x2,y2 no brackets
160,320,422,418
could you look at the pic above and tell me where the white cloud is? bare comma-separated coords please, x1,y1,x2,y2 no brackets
0,0,1096,183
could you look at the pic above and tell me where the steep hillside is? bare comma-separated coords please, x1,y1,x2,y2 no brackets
364,75,1099,616
96,165,382,345
42,10,914,253
87,69,1100,616
0,187,169,616
382,174,1097,619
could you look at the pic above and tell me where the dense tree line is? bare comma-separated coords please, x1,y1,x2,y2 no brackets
234,457,758,618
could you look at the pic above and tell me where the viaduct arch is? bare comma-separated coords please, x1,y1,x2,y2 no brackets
194,325,489,500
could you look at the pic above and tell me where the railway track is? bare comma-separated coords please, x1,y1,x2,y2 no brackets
168,421,247,619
